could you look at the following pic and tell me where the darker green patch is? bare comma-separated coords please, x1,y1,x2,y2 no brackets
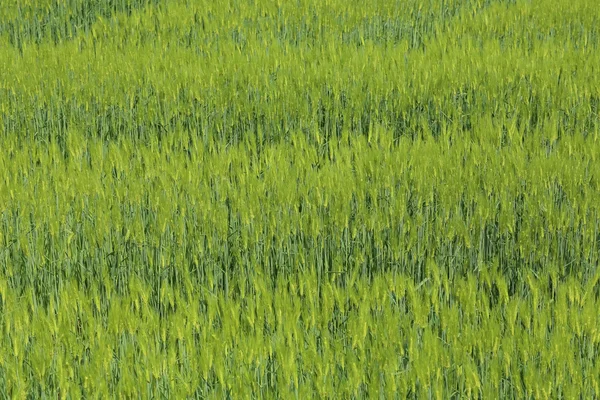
1,0,162,50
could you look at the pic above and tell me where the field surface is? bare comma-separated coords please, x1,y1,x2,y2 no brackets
1,0,600,398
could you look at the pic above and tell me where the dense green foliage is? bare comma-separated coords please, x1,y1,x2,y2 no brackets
1,0,599,397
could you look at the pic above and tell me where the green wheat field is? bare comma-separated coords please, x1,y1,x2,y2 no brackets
1,0,599,398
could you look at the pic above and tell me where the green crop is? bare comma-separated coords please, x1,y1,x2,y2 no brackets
0,0,599,398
